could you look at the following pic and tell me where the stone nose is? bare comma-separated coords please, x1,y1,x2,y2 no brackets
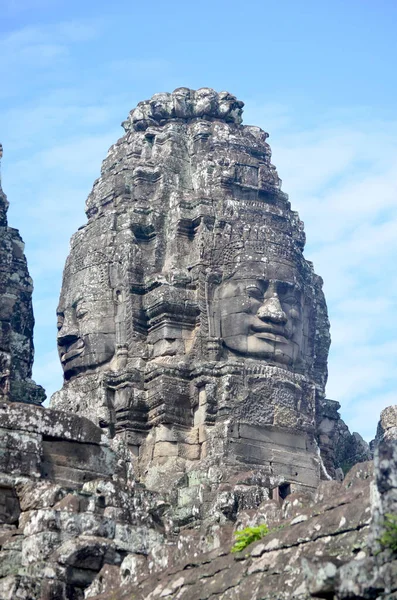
57,317,79,347
257,294,288,325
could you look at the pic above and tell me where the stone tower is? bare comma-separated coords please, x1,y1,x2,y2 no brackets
51,89,331,494
0,145,45,405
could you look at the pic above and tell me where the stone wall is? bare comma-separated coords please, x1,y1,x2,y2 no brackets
0,400,395,599
0,402,163,599
317,397,371,477
0,398,392,600
87,441,397,600
374,405,397,445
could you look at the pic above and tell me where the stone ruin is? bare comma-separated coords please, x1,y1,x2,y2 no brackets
0,145,45,407
50,86,360,490
0,89,395,600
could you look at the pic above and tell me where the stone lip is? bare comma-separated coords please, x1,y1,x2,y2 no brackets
122,87,245,131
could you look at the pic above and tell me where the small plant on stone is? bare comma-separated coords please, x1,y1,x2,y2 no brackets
379,513,397,553
231,524,269,553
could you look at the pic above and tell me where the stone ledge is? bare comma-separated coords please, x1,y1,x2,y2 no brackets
0,403,107,445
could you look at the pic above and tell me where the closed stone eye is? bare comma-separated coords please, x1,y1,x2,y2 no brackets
246,287,263,301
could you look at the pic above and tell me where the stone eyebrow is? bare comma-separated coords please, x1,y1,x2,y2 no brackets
71,297,85,308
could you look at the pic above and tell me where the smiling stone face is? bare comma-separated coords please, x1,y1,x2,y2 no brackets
50,88,332,492
213,261,309,367
56,263,116,380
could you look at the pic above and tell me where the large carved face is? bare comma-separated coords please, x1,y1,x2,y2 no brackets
213,261,310,367
56,261,116,380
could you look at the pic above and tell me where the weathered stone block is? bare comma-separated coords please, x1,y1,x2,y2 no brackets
0,428,41,476
198,424,207,444
238,424,306,450
0,403,107,445
153,441,178,458
0,486,19,525
154,425,177,443
178,443,200,460
43,439,115,472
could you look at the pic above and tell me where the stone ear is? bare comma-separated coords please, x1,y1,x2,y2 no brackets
206,272,223,339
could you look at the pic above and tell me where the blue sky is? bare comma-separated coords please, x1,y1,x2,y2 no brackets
1,0,396,441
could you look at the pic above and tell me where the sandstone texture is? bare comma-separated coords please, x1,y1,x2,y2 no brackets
0,91,388,600
0,146,45,405
50,88,369,492
0,419,395,599
0,401,164,599
90,460,382,599
87,443,397,599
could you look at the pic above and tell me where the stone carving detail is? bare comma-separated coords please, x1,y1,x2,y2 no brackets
51,88,332,491
56,249,117,379
211,261,309,367
0,94,389,600
0,147,45,405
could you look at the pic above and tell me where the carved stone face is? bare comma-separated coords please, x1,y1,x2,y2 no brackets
213,261,309,367
194,88,218,117
56,264,116,380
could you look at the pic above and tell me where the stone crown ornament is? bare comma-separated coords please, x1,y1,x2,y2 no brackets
122,88,244,131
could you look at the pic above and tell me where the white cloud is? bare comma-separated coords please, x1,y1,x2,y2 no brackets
0,18,103,100
4,131,119,283
35,133,117,175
